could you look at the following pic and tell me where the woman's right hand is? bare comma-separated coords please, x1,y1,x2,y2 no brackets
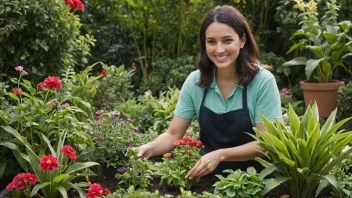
136,143,154,159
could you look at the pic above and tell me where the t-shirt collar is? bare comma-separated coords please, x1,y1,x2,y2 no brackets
210,69,244,89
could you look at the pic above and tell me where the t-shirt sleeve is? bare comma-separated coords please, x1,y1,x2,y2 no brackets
255,78,283,123
174,72,196,120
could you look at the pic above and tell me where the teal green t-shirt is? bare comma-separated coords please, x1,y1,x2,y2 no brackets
174,66,283,125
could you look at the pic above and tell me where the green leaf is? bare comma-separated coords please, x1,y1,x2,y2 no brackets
283,57,308,67
262,177,290,195
259,164,277,180
30,182,51,197
66,162,99,174
0,159,7,178
53,174,70,186
305,58,326,79
306,46,324,58
6,92,19,101
57,186,69,198
42,134,56,157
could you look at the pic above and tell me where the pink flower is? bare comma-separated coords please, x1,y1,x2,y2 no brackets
39,155,59,171
12,88,22,96
108,110,120,117
48,101,56,109
15,66,23,71
163,153,172,158
62,103,70,108
21,70,28,75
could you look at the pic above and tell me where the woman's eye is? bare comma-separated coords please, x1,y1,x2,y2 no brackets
207,40,215,44
224,39,233,43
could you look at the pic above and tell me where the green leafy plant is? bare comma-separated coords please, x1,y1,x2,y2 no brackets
106,186,173,198
91,110,145,175
283,0,352,83
118,147,153,189
213,167,264,198
252,102,352,198
3,128,99,198
93,63,135,110
0,66,96,180
154,136,203,189
338,81,352,131
0,0,94,79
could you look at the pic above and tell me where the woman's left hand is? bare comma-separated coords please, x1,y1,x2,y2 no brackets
186,150,222,179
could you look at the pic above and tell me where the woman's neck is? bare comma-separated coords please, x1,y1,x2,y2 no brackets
216,67,237,81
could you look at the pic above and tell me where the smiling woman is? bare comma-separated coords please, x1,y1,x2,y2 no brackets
137,5,282,180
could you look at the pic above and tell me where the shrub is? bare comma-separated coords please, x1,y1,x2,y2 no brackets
0,0,94,80
338,81,352,130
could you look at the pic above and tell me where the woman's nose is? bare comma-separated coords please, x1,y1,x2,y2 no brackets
215,44,225,53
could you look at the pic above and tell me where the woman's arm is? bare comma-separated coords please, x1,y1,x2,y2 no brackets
137,116,191,158
186,123,266,179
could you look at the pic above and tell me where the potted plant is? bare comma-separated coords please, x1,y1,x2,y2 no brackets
283,0,352,117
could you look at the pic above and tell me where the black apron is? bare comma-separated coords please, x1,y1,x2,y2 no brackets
199,86,263,176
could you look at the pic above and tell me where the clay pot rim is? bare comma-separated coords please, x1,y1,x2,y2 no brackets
300,80,344,91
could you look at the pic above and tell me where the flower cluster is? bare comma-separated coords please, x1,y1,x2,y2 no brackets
86,183,110,198
6,173,38,191
37,76,62,90
60,145,78,160
64,0,84,11
14,65,28,75
280,88,292,99
173,136,204,148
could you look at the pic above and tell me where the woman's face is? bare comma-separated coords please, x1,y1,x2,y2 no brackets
205,22,245,70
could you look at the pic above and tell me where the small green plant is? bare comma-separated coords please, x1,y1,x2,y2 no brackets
213,167,264,198
118,148,153,189
106,186,173,198
252,102,352,198
91,110,145,176
154,136,203,189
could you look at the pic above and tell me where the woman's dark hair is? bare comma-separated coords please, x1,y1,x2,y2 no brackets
197,5,259,88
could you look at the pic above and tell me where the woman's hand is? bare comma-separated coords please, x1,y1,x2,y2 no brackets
136,143,154,159
186,150,223,179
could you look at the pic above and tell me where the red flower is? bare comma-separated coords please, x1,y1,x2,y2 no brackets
163,153,172,158
187,6,192,11
101,70,107,76
187,150,193,155
196,140,204,148
12,88,22,96
104,188,111,195
64,0,84,11
96,110,104,116
6,173,38,191
60,145,77,161
21,173,38,185
43,76,61,90
40,155,59,171
86,183,102,198
37,82,46,89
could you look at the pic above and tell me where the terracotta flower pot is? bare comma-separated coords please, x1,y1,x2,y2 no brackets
300,80,344,118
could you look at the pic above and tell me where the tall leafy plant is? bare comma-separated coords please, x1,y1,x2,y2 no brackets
252,103,352,198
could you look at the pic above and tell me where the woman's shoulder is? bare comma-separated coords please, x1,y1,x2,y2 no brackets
253,65,275,83
184,69,201,85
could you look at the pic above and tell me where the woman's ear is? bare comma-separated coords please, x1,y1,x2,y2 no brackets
241,33,246,48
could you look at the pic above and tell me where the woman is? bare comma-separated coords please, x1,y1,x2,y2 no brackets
137,5,282,179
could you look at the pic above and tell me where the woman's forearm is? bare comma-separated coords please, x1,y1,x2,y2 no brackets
217,141,265,162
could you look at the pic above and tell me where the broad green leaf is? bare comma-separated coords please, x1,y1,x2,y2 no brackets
66,162,99,174
53,174,70,186
306,46,324,58
323,147,352,174
6,92,19,101
262,177,290,195
0,141,29,171
26,147,44,182
57,186,68,198
283,57,308,66
259,164,277,180
289,104,300,136
305,58,326,80
30,182,51,197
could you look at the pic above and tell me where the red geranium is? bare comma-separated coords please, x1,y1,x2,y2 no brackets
40,155,59,171
103,188,111,195
37,82,46,89
6,173,38,191
60,145,77,161
64,0,84,11
163,152,172,158
43,76,62,90
12,88,22,96
86,183,102,198
101,70,107,76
